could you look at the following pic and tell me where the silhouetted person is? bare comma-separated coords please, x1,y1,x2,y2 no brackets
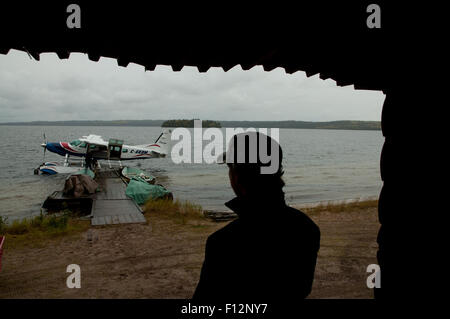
193,132,320,301
85,153,97,170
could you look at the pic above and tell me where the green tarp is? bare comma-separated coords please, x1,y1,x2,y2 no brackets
125,177,171,205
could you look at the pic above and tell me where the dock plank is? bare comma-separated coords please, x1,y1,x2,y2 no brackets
129,214,139,223
111,215,120,224
131,213,146,223
124,214,133,223
104,215,112,225
118,215,127,224
90,169,147,226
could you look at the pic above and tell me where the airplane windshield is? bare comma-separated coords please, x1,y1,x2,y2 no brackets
70,140,81,146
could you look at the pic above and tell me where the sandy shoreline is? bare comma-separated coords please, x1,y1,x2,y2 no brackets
0,200,379,299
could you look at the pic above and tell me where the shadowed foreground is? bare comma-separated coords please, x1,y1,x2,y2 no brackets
0,201,378,299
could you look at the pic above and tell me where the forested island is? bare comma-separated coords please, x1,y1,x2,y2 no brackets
1,120,380,130
162,119,221,128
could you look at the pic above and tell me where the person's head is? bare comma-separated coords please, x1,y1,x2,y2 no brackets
220,131,285,201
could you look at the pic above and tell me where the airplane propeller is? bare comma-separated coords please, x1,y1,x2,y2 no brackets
41,132,47,163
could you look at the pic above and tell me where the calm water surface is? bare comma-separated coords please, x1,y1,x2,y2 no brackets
0,126,384,219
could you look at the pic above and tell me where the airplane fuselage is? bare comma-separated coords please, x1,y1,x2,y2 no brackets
44,141,164,160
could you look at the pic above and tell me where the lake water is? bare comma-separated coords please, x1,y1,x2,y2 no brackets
0,126,384,220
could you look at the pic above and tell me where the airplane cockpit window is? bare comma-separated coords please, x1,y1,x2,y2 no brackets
79,142,87,148
70,140,81,146
122,148,128,153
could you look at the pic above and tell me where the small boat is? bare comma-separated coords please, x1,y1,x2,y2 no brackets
38,162,82,175
203,210,238,222
121,167,155,184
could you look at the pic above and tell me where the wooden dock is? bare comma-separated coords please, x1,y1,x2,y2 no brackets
90,169,146,226
42,168,147,226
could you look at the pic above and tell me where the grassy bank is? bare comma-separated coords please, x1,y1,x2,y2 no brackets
0,212,90,249
0,199,379,251
300,199,378,216
143,199,204,225
0,199,204,250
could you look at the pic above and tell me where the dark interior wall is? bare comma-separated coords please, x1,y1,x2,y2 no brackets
1,1,438,299
377,86,440,300
378,91,416,298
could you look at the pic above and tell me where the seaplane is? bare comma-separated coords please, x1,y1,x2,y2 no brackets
36,129,172,175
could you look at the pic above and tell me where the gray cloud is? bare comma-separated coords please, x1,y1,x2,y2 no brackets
0,50,385,123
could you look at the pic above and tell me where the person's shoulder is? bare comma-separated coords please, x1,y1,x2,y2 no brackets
283,206,320,237
207,219,242,245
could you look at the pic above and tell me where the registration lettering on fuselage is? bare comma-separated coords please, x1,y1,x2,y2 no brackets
130,149,148,154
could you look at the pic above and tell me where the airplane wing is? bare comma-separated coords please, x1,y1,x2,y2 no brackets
79,134,108,146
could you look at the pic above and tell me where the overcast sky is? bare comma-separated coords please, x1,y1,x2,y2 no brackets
0,49,385,123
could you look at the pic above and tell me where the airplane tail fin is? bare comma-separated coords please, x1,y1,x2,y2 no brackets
152,129,172,155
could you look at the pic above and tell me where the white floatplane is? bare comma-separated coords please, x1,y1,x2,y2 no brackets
37,129,171,175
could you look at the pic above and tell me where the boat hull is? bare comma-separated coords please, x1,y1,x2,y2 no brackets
121,167,155,184
39,164,81,175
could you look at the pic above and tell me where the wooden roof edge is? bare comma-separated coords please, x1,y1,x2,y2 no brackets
1,47,386,91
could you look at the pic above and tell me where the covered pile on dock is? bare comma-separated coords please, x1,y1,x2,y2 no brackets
125,177,173,205
63,168,98,198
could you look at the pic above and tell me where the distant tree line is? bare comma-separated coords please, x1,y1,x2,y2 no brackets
0,120,165,127
219,120,381,130
1,119,380,130
162,119,222,128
